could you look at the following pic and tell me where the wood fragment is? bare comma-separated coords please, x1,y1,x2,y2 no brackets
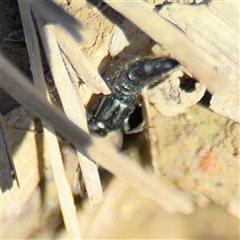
50,25,110,94
1,120,40,219
30,0,83,42
17,1,81,238
35,18,103,203
158,1,239,122
145,68,207,117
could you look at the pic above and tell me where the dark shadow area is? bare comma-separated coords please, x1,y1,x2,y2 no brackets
179,75,212,108
0,127,14,191
153,1,173,12
199,90,212,107
179,75,198,93
0,0,30,114
127,107,143,131
154,0,211,11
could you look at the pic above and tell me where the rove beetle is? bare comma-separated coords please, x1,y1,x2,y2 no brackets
87,57,180,136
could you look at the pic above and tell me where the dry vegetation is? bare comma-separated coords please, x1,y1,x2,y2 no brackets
1,0,239,239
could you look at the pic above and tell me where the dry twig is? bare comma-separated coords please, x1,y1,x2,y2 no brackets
17,1,81,238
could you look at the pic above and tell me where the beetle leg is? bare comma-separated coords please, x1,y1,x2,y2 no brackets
123,118,147,135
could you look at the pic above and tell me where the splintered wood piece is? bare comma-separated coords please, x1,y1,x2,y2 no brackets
48,25,110,95
17,1,81,238
35,18,103,203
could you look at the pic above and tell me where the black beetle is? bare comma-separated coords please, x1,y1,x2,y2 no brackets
87,57,180,136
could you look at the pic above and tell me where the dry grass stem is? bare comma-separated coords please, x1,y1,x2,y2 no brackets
1,1,239,237
35,17,103,203
17,1,81,238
